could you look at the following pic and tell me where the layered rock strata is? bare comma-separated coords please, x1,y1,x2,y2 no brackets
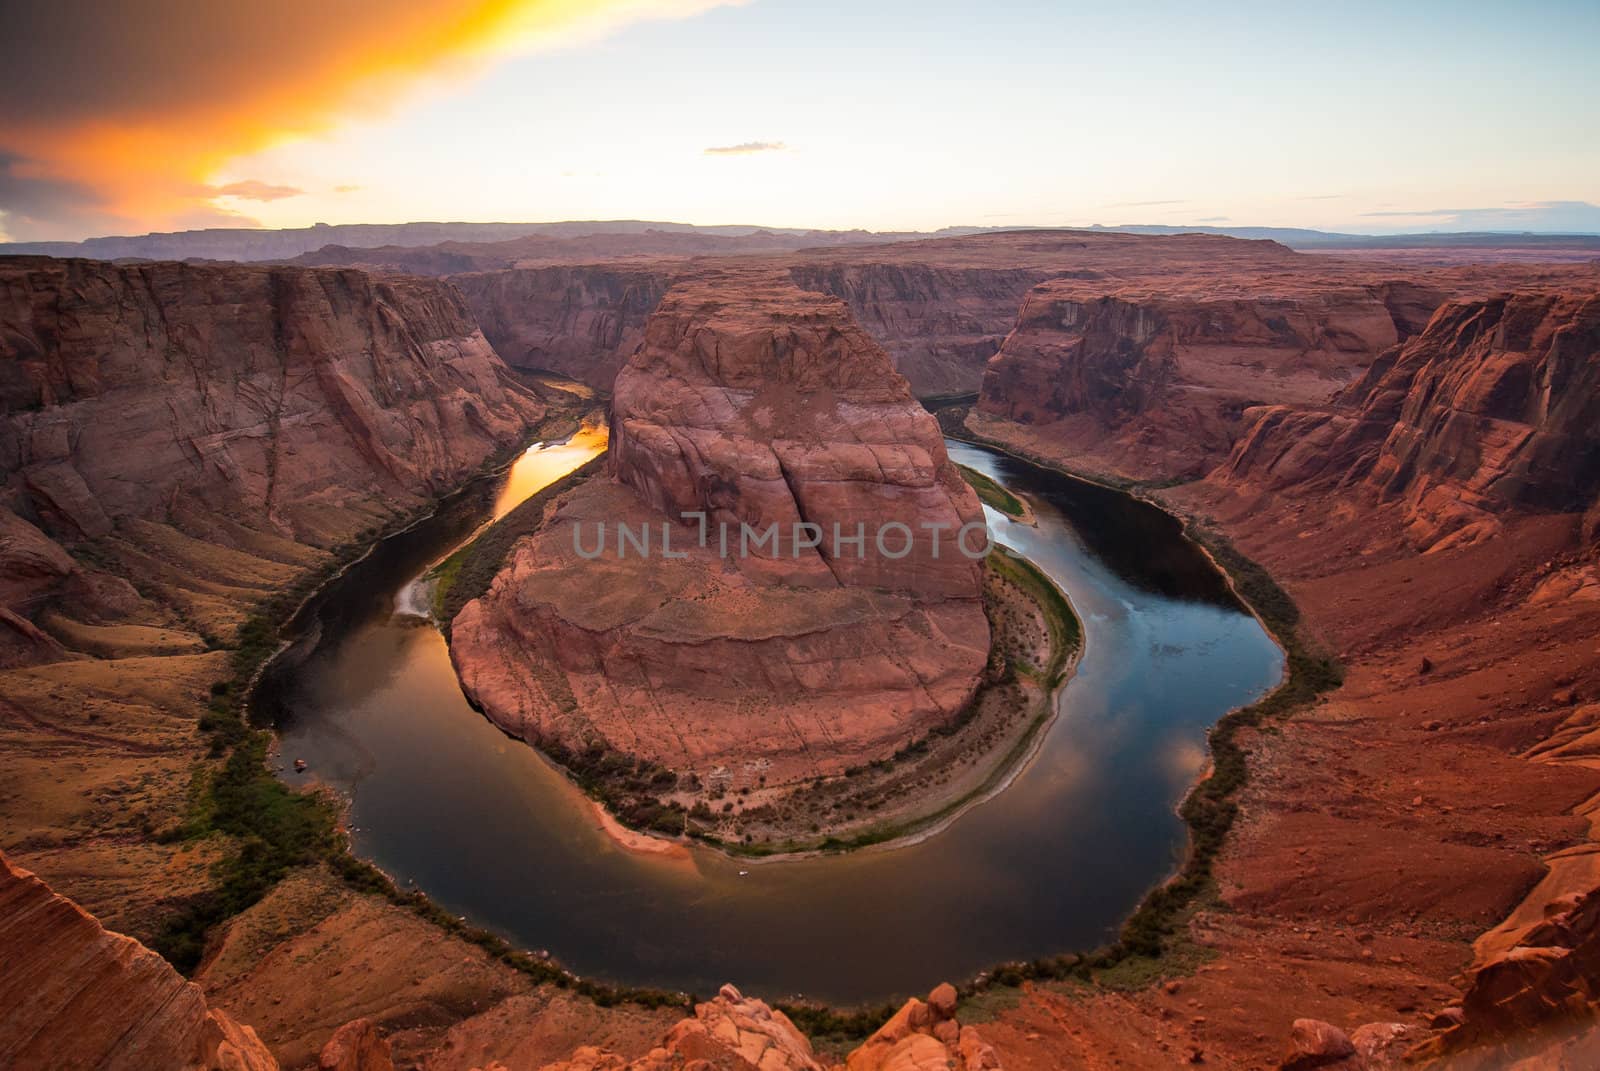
0,851,278,1071
451,273,991,793
1219,290,1600,551
970,274,1445,481
0,258,548,547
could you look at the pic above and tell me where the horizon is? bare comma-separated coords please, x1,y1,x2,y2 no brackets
6,217,1600,255
3,0,1598,243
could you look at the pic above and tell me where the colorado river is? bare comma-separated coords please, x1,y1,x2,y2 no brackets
257,434,1282,1004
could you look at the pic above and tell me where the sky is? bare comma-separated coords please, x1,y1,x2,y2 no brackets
1,0,1598,242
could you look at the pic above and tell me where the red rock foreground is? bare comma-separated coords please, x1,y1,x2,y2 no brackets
0,850,277,1071
450,272,991,799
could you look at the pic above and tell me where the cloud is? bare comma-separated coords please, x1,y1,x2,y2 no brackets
212,180,305,202
1195,216,1230,223
1106,199,1188,208
1357,201,1600,233
333,184,364,194
704,141,787,155
0,0,742,240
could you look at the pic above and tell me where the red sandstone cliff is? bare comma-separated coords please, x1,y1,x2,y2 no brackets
451,266,672,389
450,260,1049,397
0,851,278,1071
969,273,1446,481
1220,291,1600,551
0,258,548,546
0,257,555,666
787,263,1049,396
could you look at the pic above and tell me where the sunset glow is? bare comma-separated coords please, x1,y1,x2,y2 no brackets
2,0,1597,240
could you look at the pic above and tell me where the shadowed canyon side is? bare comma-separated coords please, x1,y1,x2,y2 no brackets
784,262,1050,397
0,256,556,661
449,266,674,389
448,271,999,842
1219,291,1600,552
967,271,1445,482
1089,286,1600,1070
0,257,596,1067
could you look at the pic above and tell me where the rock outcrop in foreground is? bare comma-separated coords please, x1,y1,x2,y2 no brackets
532,983,1000,1071
1221,291,1600,551
451,272,990,800
0,851,278,1071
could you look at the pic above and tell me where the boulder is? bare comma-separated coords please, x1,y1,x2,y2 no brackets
317,1018,392,1071
1281,1018,1355,1070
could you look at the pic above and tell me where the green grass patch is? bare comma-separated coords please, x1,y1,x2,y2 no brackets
958,463,1028,521
988,546,1080,684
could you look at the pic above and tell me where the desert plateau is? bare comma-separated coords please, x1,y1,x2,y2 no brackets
5,2,1600,1069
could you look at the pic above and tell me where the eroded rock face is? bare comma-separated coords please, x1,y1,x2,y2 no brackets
451,273,990,791
0,850,279,1071
789,263,1049,396
972,275,1441,481
1219,291,1600,550
611,272,986,601
0,258,547,547
453,266,673,389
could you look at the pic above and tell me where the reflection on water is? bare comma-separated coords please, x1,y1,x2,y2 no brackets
491,425,609,522
258,436,1283,1004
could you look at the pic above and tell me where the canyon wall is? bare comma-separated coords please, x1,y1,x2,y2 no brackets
787,263,1049,396
450,265,673,388
450,271,991,792
449,260,1047,397
0,255,561,670
969,276,1445,481
0,258,547,548
1220,290,1600,550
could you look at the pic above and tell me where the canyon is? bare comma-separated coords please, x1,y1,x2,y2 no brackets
4,228,1600,1069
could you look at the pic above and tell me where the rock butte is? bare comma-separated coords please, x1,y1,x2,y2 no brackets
450,271,992,791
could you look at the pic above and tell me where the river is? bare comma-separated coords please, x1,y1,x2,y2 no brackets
256,433,1282,1004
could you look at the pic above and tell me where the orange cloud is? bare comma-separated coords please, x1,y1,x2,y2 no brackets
0,0,740,240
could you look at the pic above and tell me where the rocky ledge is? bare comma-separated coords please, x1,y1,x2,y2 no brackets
0,850,278,1071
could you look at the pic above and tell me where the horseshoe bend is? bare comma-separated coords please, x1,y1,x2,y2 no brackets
442,272,1081,853
5,8,1600,1069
